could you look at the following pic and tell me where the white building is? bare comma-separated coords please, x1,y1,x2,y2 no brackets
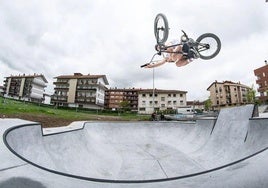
3,74,48,102
0,86,4,96
138,89,187,114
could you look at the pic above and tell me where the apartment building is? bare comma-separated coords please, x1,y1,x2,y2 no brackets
254,63,268,103
3,74,47,102
51,73,108,109
0,86,4,96
105,88,140,111
138,89,187,114
207,80,251,110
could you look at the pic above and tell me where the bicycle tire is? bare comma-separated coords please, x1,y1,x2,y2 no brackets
196,33,221,60
154,13,169,44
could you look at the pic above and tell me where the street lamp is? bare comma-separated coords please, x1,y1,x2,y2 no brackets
152,67,155,113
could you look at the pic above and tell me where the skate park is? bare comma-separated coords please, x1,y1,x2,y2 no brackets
1,104,268,188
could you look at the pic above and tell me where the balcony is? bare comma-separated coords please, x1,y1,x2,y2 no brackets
54,86,69,90
75,98,96,104
77,82,107,90
76,85,97,90
51,95,67,102
53,80,69,84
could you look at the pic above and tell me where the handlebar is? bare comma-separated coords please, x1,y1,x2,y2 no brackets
181,30,189,40
141,63,150,68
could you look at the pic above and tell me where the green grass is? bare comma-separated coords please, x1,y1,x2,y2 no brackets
0,96,150,121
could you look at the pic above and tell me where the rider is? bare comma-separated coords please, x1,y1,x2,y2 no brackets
142,38,199,68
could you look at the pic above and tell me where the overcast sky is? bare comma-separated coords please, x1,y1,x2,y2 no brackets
0,0,267,101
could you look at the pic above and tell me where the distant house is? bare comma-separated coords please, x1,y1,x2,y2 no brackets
138,89,187,114
207,80,251,110
51,73,109,109
186,101,205,111
3,74,48,102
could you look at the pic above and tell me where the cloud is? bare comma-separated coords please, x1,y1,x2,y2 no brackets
0,0,267,100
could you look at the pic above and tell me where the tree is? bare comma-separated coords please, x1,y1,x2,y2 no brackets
119,100,131,112
204,98,212,111
246,85,256,104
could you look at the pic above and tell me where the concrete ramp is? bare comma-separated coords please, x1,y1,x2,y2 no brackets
1,104,268,187
192,105,255,168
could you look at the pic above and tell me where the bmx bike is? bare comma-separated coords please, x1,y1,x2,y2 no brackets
141,13,221,67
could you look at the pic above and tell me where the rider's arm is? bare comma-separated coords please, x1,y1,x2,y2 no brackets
143,59,167,68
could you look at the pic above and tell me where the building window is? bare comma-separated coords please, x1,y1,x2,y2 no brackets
161,104,165,107
173,94,176,97
161,97,165,101
180,94,183,97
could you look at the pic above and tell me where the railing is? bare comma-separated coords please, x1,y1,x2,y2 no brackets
54,86,69,89
51,95,67,102
76,85,98,90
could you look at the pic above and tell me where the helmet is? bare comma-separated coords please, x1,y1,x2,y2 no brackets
181,35,187,42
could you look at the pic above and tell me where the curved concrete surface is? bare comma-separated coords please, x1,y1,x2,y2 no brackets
1,104,268,187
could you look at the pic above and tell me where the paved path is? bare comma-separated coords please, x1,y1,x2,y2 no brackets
1,105,268,187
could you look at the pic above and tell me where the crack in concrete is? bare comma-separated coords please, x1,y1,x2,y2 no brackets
137,145,168,178
0,163,28,172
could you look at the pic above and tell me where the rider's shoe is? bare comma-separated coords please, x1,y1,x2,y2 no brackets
187,58,194,63
188,48,200,59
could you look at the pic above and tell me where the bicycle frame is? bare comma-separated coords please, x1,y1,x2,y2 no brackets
156,40,210,55
156,43,184,55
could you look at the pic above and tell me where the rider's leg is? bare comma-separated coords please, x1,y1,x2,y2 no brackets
175,58,192,67
171,45,183,62
182,42,199,59
174,45,194,67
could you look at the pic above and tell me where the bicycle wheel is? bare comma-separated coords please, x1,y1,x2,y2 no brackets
154,13,169,45
196,33,221,60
